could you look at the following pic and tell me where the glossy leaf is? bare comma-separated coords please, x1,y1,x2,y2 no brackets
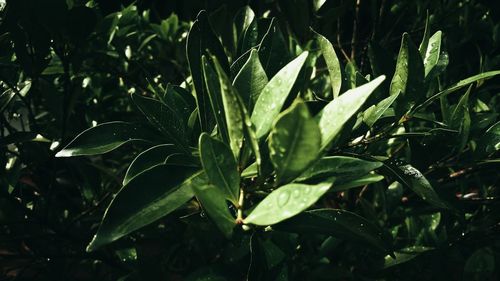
123,144,174,185
233,49,268,111
199,133,240,204
243,182,331,226
449,85,471,151
212,57,245,158
192,184,235,238
316,76,385,150
413,70,500,113
269,101,321,184
384,162,449,209
390,33,424,118
363,93,399,127
383,246,433,268
476,121,500,157
314,30,342,98
202,56,230,144
274,209,392,253
56,122,157,157
298,156,382,181
131,94,190,153
86,167,204,251
332,173,384,192
251,52,309,138
423,31,442,78
187,10,229,132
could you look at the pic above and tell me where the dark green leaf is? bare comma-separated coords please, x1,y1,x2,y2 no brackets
192,184,235,238
187,10,229,132
258,18,290,78
56,122,158,157
274,209,392,253
269,100,321,184
244,182,331,225
476,121,500,157
390,33,424,118
383,246,433,268
314,30,342,98
199,133,240,204
233,49,268,111
86,167,204,251
298,156,382,181
131,94,190,153
363,94,399,127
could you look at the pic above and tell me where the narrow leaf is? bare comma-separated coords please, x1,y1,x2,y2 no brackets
251,52,309,139
314,30,342,98
423,31,442,78
413,70,500,113
274,209,392,253
244,182,331,225
298,156,382,181
258,18,290,78
269,100,321,184
390,33,425,118
56,122,158,157
317,76,386,151
363,93,399,127
199,133,240,204
187,10,229,132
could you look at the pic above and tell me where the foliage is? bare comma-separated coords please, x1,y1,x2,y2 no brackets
1,0,500,280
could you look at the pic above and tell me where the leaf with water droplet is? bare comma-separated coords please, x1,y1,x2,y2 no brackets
313,29,342,98
243,182,331,225
274,208,393,254
390,33,425,119
316,76,385,151
251,52,309,139
269,100,321,184
233,49,268,112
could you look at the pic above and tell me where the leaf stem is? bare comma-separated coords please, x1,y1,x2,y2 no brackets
236,188,245,224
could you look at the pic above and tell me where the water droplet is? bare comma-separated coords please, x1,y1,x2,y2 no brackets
277,191,290,207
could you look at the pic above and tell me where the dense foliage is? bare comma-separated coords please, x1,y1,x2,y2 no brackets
1,0,500,280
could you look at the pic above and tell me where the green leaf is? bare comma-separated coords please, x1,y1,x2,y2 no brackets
131,94,190,153
413,70,500,113
251,52,309,139
332,173,384,192
476,121,500,157
192,184,235,238
449,85,472,151
384,162,449,209
269,101,321,184
202,56,230,144
233,49,268,111
423,31,442,78
298,156,382,181
316,76,385,150
234,6,259,56
390,33,424,118
243,182,331,225
212,57,245,158
199,133,240,204
258,18,290,78
418,11,431,58
187,10,229,132
56,122,158,157
314,30,342,98
86,167,204,251
123,144,174,185
464,247,495,279
383,246,433,268
274,209,392,253
363,93,399,127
